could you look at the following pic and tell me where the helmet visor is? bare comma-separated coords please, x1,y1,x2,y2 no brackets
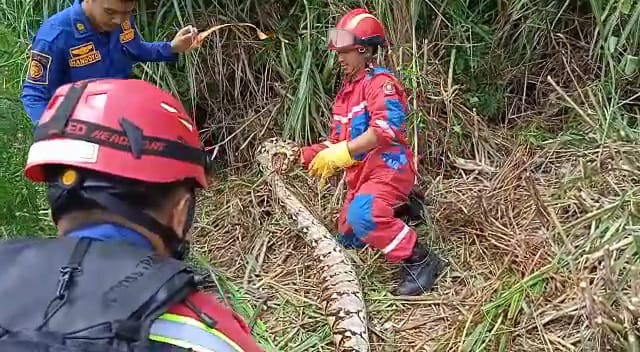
328,28,358,50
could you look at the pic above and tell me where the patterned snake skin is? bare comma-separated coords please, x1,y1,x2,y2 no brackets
256,137,370,352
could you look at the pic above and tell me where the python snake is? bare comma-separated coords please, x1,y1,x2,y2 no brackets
255,137,370,352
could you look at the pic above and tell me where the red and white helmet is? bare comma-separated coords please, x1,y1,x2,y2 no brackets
25,79,212,259
328,8,388,51
25,78,211,188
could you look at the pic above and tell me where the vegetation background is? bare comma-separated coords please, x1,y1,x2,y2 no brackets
0,0,638,351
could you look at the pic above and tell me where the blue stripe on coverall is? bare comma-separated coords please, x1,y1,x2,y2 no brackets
346,194,377,240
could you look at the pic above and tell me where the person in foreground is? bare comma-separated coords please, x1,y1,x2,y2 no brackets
0,78,262,352
300,8,445,296
22,0,198,124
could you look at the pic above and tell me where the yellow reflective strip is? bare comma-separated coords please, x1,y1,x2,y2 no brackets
346,13,376,30
159,313,209,330
156,313,245,352
149,333,215,352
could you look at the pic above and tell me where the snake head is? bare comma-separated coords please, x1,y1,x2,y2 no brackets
258,137,300,174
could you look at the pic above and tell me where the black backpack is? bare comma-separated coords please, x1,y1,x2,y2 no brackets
0,236,198,352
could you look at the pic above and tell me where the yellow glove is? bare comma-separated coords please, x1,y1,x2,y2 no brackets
308,141,357,179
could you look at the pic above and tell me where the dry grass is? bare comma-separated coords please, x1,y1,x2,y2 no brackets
184,20,640,352
188,131,639,351
173,1,640,351
0,0,637,350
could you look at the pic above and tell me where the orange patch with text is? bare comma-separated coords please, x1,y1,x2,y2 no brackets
120,21,135,43
69,42,101,67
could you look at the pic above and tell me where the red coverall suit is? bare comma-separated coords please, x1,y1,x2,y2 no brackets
302,66,416,263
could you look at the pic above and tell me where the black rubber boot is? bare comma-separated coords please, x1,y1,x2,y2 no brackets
393,188,429,224
394,244,445,296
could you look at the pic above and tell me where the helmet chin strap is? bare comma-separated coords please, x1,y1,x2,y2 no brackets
49,174,194,260
81,188,191,260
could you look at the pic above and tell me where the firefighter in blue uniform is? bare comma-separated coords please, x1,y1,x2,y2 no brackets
21,0,197,124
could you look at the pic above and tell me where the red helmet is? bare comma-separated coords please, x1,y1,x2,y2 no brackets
26,79,212,259
25,78,211,188
328,8,387,51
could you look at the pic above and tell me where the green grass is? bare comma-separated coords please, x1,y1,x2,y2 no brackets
0,95,54,237
190,253,280,350
0,17,53,237
0,0,204,235
1,0,639,350
0,2,277,348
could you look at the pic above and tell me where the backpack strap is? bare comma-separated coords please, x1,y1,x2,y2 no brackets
39,237,92,330
128,267,196,349
0,237,196,338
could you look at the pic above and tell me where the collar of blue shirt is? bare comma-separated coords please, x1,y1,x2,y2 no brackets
65,223,154,250
71,0,97,38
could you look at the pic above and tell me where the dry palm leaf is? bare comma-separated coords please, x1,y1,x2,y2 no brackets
192,22,270,48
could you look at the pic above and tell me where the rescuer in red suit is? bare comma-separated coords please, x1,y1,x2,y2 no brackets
300,8,445,296
0,78,263,352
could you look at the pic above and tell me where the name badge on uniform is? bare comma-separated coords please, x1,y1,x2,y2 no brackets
26,50,52,85
120,21,135,43
69,42,101,67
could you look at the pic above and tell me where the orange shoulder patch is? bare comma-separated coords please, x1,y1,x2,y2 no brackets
121,21,132,31
120,20,135,43
26,50,52,85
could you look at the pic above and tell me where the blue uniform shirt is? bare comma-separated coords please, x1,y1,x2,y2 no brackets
21,0,178,123
66,223,153,250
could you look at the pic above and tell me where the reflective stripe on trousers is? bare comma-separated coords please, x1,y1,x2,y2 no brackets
149,313,245,352
382,224,410,254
